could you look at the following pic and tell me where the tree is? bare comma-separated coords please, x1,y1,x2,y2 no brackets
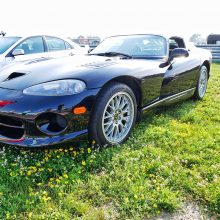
189,34,206,45
0,31,6,36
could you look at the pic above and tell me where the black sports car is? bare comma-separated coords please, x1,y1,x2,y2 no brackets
0,34,211,147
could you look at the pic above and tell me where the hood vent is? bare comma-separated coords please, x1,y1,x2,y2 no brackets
5,72,26,81
82,61,118,69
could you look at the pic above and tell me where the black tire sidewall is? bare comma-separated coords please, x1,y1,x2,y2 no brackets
89,82,137,146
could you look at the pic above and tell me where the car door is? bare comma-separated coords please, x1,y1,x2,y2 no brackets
160,39,200,97
45,36,75,58
5,36,48,64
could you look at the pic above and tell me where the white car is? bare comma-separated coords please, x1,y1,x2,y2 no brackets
0,35,86,69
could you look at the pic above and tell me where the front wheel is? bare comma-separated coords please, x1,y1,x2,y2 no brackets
89,82,137,146
194,65,208,100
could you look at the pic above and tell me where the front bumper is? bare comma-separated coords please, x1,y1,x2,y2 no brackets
0,129,88,147
0,87,100,147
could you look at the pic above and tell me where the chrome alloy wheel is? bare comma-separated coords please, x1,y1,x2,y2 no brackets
198,68,208,98
102,91,135,144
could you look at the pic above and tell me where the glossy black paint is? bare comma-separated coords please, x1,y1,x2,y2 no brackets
0,34,212,147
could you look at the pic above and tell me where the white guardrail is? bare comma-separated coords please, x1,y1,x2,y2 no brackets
196,45,220,63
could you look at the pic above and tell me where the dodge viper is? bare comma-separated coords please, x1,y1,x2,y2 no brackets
0,34,212,147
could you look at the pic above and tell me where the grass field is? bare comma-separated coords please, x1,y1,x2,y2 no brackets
0,64,219,220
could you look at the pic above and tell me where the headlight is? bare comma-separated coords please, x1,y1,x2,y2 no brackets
23,80,86,96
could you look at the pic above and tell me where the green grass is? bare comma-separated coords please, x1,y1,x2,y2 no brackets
0,64,220,219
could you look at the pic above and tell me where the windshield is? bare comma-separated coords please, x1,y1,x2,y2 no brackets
90,35,167,58
0,37,21,54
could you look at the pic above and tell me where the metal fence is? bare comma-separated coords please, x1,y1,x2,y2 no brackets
196,45,220,63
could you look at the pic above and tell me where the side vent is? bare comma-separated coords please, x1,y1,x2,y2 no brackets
5,72,25,81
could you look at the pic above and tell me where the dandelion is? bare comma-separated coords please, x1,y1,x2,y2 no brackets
27,170,32,176
63,174,68,179
42,196,50,202
42,191,48,195
44,157,49,162
28,212,33,218
56,178,61,183
48,168,53,172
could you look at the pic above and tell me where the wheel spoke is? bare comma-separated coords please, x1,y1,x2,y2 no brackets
199,70,207,98
102,91,134,144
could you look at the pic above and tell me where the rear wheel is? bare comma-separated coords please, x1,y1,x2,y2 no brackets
194,66,208,100
89,82,137,146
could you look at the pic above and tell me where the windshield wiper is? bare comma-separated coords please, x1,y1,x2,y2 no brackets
91,52,133,59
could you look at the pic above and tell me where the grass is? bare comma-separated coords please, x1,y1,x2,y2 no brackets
0,64,220,219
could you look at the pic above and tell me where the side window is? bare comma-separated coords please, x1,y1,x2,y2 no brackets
45,37,66,52
65,41,73,50
169,39,179,51
15,37,44,54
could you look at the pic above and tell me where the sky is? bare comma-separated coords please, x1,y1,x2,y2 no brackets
0,0,219,41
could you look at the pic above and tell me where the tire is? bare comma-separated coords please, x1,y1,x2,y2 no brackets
194,65,208,100
89,82,137,146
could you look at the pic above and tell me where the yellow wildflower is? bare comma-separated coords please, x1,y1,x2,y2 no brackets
27,170,32,176
63,174,68,179
28,212,33,218
42,191,48,195
44,157,49,162
87,148,91,154
56,178,61,183
82,161,86,166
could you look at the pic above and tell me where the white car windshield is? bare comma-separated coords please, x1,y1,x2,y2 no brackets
90,35,167,58
0,37,21,54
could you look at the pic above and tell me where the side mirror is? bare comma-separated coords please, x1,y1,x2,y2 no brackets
12,49,25,56
88,48,94,53
169,48,189,62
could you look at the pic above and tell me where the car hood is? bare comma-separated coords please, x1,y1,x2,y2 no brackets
0,55,165,90
0,55,119,89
